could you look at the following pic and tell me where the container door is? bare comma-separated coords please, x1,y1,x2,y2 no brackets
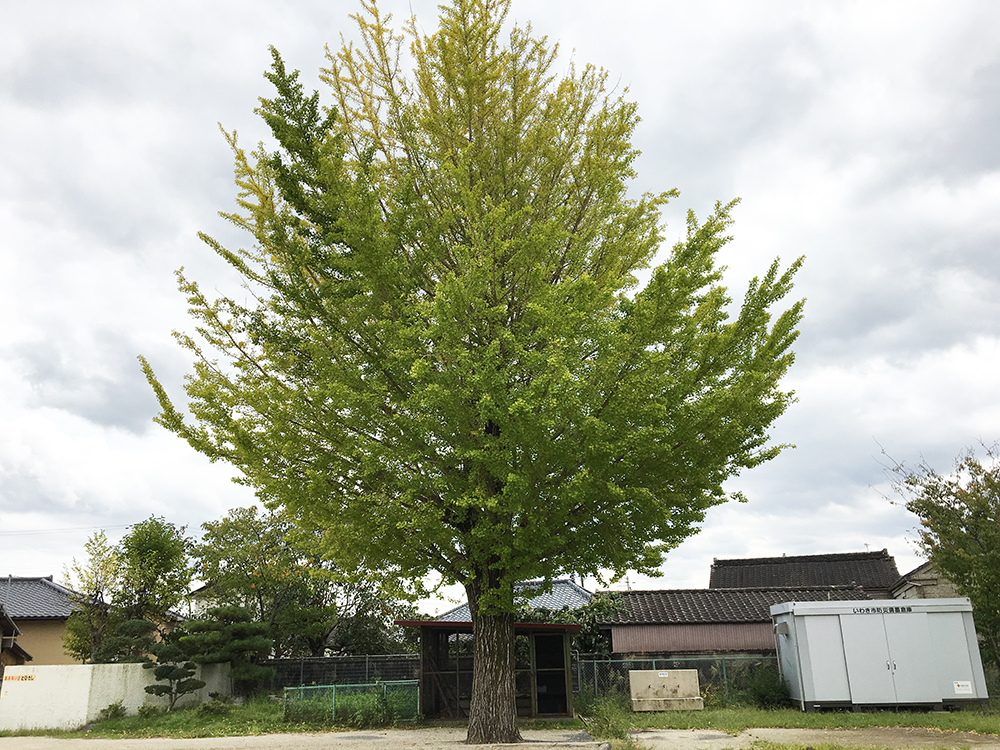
884,612,937,704
840,615,896,704
800,615,851,702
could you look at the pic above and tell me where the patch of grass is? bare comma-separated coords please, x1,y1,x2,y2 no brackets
626,705,1000,736
582,695,634,740
335,691,397,728
283,685,419,728
67,696,331,739
4,694,999,740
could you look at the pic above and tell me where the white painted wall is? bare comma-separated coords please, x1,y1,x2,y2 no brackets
0,662,230,731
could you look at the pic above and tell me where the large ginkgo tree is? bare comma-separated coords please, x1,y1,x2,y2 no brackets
143,0,803,742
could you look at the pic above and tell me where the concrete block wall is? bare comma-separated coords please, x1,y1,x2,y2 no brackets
0,662,230,731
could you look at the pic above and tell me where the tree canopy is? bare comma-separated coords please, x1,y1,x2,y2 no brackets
142,0,802,740
63,518,191,664
891,445,1000,675
193,505,413,656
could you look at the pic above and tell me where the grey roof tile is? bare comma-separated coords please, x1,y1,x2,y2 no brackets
602,586,868,625
1,576,79,620
708,550,900,592
437,579,592,622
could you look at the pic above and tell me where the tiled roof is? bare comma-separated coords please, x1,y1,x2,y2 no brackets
1,576,79,620
438,579,592,622
602,586,868,625
892,560,939,589
708,550,900,592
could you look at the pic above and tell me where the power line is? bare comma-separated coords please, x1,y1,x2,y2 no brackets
0,525,130,537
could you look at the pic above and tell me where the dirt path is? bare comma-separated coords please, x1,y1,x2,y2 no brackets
2,726,1000,750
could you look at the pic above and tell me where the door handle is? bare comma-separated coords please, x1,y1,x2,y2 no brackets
886,661,891,670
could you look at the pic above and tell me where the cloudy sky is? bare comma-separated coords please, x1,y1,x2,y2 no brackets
2,1,999,610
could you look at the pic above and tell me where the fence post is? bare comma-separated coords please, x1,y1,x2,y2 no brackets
722,658,729,704
575,652,581,696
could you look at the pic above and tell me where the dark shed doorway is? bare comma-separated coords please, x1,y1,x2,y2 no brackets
397,620,579,719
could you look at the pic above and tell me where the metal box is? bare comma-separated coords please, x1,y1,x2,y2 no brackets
771,598,989,711
628,669,704,711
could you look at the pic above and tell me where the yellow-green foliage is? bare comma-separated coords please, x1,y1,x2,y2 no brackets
141,0,804,741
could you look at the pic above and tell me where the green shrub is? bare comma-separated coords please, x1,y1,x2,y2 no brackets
136,703,162,718
197,699,233,717
582,694,633,740
337,691,396,728
98,701,127,721
284,696,333,724
737,663,789,708
700,680,726,709
575,686,598,716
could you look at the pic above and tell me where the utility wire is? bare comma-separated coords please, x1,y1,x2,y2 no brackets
0,525,130,537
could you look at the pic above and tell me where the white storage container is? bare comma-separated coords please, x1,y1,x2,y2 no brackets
770,598,988,711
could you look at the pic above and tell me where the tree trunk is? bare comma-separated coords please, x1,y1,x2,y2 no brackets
465,583,522,745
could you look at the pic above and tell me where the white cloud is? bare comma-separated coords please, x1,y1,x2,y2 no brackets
2,0,999,607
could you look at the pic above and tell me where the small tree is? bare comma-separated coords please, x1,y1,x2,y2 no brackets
193,506,410,656
891,445,1000,675
143,635,206,711
93,618,158,664
64,517,193,664
117,516,192,626
62,531,122,663
181,605,275,696
194,506,338,657
326,596,419,655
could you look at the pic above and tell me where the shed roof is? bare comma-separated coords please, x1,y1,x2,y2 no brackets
1,576,79,620
708,550,900,592
437,578,591,622
602,586,868,625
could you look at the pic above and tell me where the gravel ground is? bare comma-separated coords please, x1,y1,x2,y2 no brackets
3,727,1000,750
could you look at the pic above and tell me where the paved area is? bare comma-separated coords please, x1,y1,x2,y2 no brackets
641,727,1000,750
2,726,1000,750
1,728,594,750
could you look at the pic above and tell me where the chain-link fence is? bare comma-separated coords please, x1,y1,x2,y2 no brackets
283,680,420,723
574,654,782,706
267,654,420,690
984,662,999,698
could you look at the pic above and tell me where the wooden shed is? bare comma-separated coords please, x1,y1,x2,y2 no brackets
397,620,580,718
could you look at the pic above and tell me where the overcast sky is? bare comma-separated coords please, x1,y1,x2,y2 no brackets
2,1,999,612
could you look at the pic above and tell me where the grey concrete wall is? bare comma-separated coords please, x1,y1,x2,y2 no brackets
0,662,230,731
